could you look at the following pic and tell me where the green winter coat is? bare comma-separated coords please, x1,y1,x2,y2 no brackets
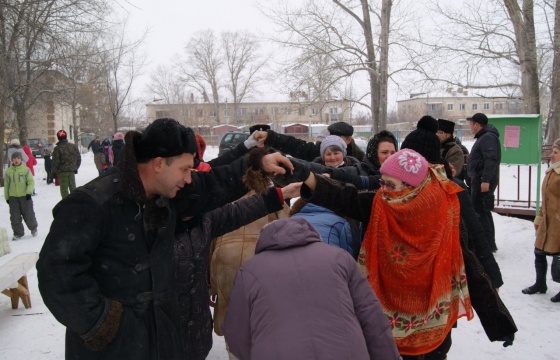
52,139,81,174
4,164,34,198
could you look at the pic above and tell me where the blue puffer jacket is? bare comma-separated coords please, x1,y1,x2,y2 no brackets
292,203,358,257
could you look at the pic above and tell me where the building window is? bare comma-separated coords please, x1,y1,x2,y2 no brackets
447,104,453,111
210,110,216,117
495,103,504,110
223,108,229,116
428,104,437,111
272,107,279,115
459,104,465,111
254,108,264,115
329,107,338,114
311,107,318,115
483,103,490,110
472,103,478,111
285,108,291,115
237,108,247,115
298,108,305,116
155,110,170,118
69,126,73,140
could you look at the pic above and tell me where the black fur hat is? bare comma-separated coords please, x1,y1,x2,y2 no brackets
401,116,441,163
437,119,455,135
134,118,197,162
249,124,270,133
328,122,354,137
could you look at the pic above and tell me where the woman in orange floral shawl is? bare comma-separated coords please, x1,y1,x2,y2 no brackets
358,149,473,358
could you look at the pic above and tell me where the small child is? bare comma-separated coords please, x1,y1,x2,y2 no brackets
4,151,38,240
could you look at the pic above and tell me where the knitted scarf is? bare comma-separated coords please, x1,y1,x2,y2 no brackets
359,170,473,355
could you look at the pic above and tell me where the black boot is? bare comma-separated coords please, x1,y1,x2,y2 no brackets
522,254,548,294
551,291,560,303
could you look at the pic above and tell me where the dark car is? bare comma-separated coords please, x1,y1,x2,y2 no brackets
28,138,51,158
218,131,250,156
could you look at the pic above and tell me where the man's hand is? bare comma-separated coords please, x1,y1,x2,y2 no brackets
261,152,293,176
449,163,457,177
253,131,268,144
481,182,490,192
281,182,302,199
243,131,263,149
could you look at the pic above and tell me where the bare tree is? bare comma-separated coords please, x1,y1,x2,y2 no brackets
261,0,393,132
403,0,543,114
147,64,187,104
546,0,560,143
222,31,266,125
99,19,147,133
0,0,109,178
180,29,223,124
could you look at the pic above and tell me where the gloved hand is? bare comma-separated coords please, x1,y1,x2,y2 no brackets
243,131,259,149
26,194,32,200
502,333,515,347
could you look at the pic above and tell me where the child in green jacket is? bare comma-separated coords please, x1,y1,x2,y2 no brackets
4,151,38,240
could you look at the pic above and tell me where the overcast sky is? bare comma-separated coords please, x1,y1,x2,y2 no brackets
117,0,278,102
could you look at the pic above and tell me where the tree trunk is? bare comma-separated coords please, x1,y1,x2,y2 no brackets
359,0,380,132
379,0,392,131
547,0,560,144
0,98,6,183
14,98,28,143
504,0,540,114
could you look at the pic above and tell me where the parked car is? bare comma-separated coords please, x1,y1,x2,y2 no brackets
27,138,51,158
218,131,250,156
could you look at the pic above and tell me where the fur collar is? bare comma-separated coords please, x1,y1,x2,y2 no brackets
120,131,148,205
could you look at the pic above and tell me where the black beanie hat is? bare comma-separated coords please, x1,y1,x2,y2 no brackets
437,119,455,134
328,122,354,137
366,130,398,168
401,116,441,163
134,118,198,162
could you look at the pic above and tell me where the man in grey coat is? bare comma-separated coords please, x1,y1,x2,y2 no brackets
222,217,400,360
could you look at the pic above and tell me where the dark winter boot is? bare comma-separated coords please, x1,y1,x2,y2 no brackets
522,254,548,294
551,291,560,303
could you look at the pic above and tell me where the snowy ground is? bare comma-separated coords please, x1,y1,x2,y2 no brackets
0,145,559,359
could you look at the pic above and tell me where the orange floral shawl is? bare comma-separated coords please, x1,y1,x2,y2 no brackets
358,170,473,355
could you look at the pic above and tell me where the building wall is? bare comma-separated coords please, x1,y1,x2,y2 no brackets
145,100,351,133
397,95,524,128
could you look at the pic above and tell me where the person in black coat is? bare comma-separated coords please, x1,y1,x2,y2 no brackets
44,153,53,184
111,132,125,167
467,113,501,252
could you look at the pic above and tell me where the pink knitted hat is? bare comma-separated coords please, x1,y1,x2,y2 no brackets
380,149,429,187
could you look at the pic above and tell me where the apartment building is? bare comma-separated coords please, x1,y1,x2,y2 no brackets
397,88,524,128
145,99,351,132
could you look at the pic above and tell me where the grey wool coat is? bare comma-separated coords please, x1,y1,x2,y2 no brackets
222,217,400,360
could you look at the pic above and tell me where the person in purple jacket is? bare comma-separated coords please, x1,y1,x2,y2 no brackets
222,217,400,360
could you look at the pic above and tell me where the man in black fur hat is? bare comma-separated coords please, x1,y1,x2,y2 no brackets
37,118,294,359
437,119,464,177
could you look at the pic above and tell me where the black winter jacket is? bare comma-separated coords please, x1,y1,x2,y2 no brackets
467,125,501,183
37,131,254,360
265,130,364,161
174,188,283,359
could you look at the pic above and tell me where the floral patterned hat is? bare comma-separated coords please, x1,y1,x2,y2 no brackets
380,149,428,187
